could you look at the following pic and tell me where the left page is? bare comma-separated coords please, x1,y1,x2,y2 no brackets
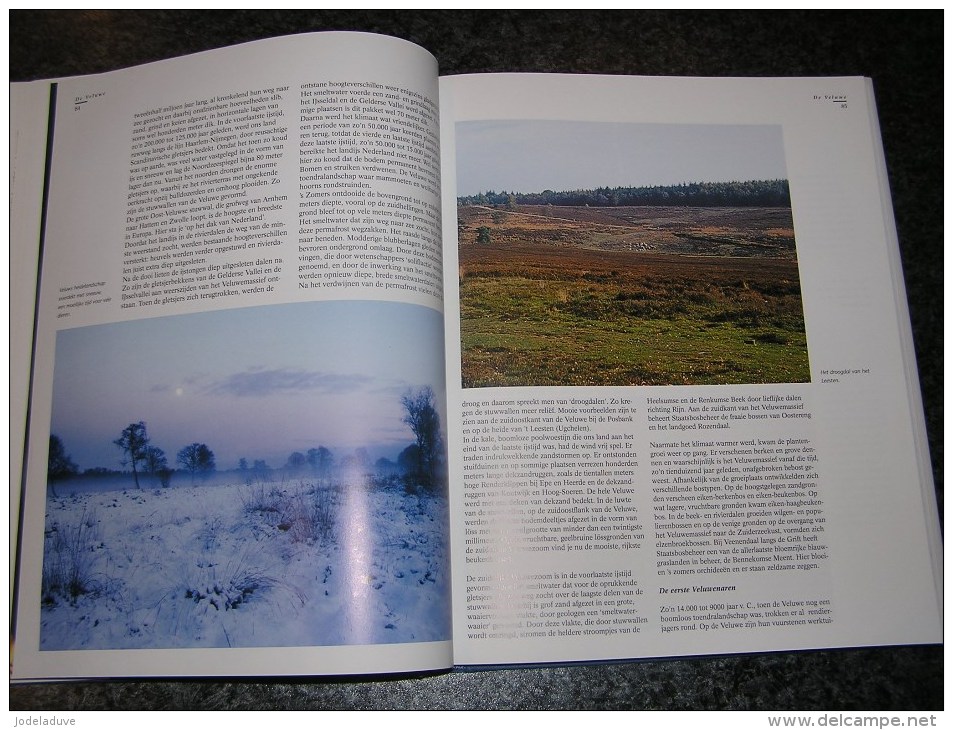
12,31,452,680
10,81,53,607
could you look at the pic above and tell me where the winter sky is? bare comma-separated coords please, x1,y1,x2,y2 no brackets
50,300,446,472
455,120,788,198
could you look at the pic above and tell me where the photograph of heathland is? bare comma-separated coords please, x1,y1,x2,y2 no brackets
456,120,809,388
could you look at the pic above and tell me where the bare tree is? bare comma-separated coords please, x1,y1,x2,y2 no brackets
285,451,307,472
400,386,444,492
143,445,171,487
177,442,215,484
252,459,270,482
307,446,334,486
114,421,149,489
48,434,78,498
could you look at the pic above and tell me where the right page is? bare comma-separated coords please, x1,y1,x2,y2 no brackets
438,74,942,666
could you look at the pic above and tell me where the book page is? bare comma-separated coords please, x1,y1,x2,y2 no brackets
13,32,451,680
10,81,54,605
439,74,942,666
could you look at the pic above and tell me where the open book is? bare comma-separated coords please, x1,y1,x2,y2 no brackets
10,31,942,680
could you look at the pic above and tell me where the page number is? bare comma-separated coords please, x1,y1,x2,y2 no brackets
73,91,106,112
813,94,848,110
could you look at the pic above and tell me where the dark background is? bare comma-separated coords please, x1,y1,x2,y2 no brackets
10,10,942,711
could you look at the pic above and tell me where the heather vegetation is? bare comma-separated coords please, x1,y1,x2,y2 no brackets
458,201,808,387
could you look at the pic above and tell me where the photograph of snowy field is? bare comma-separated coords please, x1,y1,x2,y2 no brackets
39,300,450,650
41,478,449,649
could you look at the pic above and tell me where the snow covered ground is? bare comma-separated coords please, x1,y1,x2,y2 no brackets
39,476,451,650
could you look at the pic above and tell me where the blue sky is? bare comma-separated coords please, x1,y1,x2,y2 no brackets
455,120,788,198
50,300,446,471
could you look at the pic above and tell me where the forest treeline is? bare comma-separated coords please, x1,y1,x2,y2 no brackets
457,179,791,208
47,387,446,495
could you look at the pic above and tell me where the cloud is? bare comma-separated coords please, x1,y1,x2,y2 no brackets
203,368,373,398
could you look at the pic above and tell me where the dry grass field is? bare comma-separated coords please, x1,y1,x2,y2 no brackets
458,204,809,388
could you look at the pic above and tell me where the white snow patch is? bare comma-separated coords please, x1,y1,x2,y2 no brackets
39,478,451,650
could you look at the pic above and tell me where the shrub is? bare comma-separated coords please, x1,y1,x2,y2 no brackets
240,479,284,516
182,548,279,612
369,473,403,492
41,509,103,606
276,483,336,545
754,331,789,345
